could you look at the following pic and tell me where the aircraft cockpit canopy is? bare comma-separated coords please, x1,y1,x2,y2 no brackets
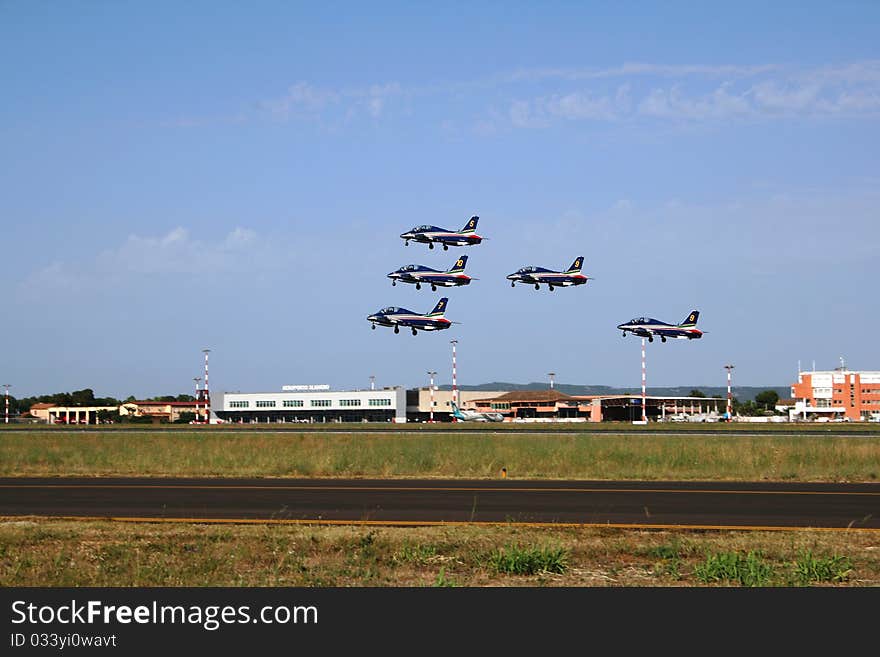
520,266,537,273
630,317,646,324
412,225,433,232
403,265,417,271
381,307,398,314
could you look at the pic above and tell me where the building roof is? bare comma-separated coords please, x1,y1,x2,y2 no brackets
28,403,55,410
486,390,574,403
132,400,197,406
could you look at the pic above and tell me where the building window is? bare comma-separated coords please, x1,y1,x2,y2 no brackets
255,400,276,408
340,399,361,407
283,400,304,408
311,399,331,407
368,398,392,407
229,401,249,408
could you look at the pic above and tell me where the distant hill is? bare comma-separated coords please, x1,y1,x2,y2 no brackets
437,382,790,402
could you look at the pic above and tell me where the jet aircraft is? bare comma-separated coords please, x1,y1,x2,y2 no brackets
506,256,590,291
367,297,455,335
399,216,484,250
617,310,703,343
451,401,504,422
387,256,473,291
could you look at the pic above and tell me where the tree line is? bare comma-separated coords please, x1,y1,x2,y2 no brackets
4,388,196,417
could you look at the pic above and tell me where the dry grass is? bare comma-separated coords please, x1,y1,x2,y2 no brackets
1,519,877,587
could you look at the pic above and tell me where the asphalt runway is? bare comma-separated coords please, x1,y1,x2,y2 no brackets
1,478,878,530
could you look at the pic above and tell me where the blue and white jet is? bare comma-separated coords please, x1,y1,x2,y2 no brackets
387,256,473,291
451,401,504,422
399,216,484,250
617,310,703,343
367,297,455,335
506,256,591,291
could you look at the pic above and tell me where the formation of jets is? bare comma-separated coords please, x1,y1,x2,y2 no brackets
387,256,473,291
371,215,704,349
617,311,703,343
365,213,705,421
506,256,590,291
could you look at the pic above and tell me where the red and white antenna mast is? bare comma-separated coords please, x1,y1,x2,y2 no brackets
3,384,10,425
193,377,201,422
202,348,211,424
450,339,459,412
427,370,437,423
724,364,735,422
641,339,647,422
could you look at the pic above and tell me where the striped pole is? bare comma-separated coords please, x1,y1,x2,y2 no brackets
450,339,458,411
193,377,201,423
203,348,211,424
641,339,647,422
3,384,10,424
724,364,734,421
427,371,436,423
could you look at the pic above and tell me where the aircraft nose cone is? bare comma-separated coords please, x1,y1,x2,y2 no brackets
616,324,625,330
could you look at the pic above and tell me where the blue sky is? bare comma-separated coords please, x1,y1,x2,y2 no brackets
2,2,879,398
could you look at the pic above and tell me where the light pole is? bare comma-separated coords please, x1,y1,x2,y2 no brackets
369,375,375,391
3,384,10,424
641,339,647,422
548,372,555,390
427,371,437,423
193,377,201,423
450,340,459,408
724,364,735,422
202,348,211,424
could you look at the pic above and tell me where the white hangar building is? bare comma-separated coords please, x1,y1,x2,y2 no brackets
219,385,407,424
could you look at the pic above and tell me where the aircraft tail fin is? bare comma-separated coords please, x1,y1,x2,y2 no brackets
679,310,700,327
460,216,479,233
447,255,468,273
565,256,584,273
450,401,465,419
427,297,449,317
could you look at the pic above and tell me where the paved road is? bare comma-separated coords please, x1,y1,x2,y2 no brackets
2,478,878,530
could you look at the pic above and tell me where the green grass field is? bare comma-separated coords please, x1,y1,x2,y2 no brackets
1,427,877,480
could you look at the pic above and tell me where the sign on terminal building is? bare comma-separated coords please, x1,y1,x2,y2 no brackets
282,385,331,391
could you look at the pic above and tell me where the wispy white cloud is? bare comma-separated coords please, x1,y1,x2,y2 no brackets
505,62,780,83
20,226,281,295
259,82,341,120
260,81,403,123
502,61,880,127
207,60,880,131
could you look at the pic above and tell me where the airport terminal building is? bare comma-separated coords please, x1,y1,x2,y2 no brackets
218,385,407,423
790,369,880,421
